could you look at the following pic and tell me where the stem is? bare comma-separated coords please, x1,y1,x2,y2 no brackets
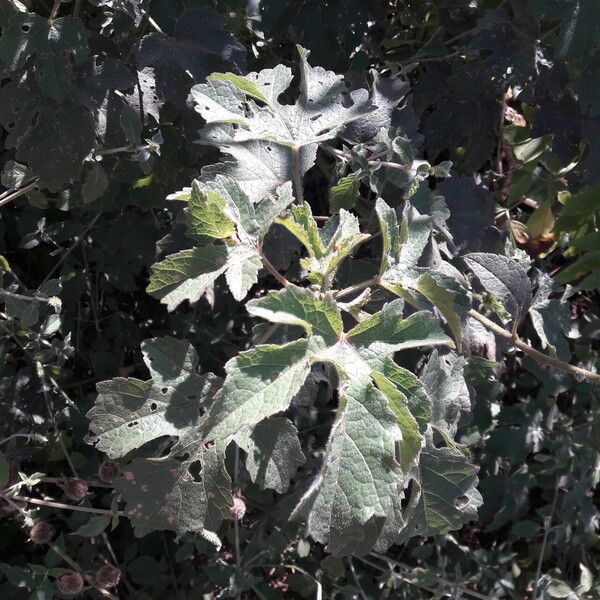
42,213,101,284
49,543,118,600
346,558,368,600
0,181,38,209
0,289,52,304
49,0,61,19
533,479,561,600
10,495,123,516
260,253,289,288
291,145,304,204
467,309,600,384
367,554,491,600
0,432,47,446
323,146,410,172
334,278,378,300
256,323,280,345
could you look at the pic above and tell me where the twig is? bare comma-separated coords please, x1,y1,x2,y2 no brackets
346,558,368,600
256,323,280,345
467,309,600,384
49,543,118,600
533,479,561,599
333,277,378,300
0,289,53,304
260,253,289,288
49,0,61,19
42,213,102,284
291,145,305,204
9,495,123,516
0,181,38,209
368,554,492,600
323,146,410,172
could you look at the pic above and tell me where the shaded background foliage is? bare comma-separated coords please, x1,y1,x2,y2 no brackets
0,0,599,598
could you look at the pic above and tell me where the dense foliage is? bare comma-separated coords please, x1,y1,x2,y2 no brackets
1,0,600,598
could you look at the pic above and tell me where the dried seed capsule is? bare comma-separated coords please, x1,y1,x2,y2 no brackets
229,495,246,520
56,571,84,596
95,564,121,589
98,460,119,483
29,521,55,544
60,478,88,502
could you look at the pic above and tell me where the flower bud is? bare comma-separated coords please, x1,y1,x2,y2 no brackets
60,478,88,502
56,571,84,596
29,521,55,544
95,564,121,589
229,495,246,520
98,460,119,483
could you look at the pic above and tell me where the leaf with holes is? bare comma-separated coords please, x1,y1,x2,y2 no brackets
0,13,88,102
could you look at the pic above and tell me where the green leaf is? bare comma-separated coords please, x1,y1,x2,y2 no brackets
397,442,482,540
186,181,236,240
417,269,469,346
292,378,407,556
115,446,231,537
464,252,532,324
546,579,575,598
81,163,108,205
149,179,294,309
224,246,262,301
234,417,305,493
88,337,232,538
0,13,88,102
278,204,369,285
195,47,373,148
193,47,373,200
246,285,342,345
371,371,423,472
120,102,142,146
329,175,360,213
147,246,228,311
375,197,402,275
87,337,221,457
420,350,470,437
202,339,312,440
347,302,453,369
72,516,111,537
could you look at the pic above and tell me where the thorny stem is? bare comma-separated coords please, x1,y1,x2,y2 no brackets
467,309,600,384
9,494,123,516
291,145,305,204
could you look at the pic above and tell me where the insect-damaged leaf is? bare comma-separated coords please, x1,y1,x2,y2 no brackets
87,337,231,537
0,13,88,102
87,337,221,457
191,46,374,201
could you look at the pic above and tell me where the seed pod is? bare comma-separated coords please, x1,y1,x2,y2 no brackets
60,478,88,502
56,571,84,596
95,564,121,589
98,460,119,483
229,495,246,520
29,521,55,544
